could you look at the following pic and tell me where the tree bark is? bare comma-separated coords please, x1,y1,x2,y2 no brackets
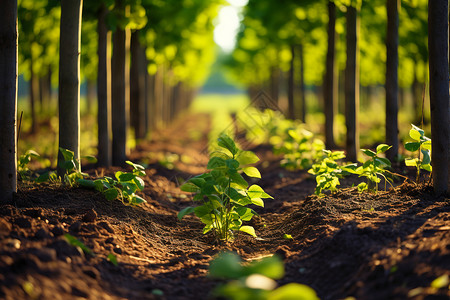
324,0,337,149
385,0,399,161
428,0,450,194
111,0,130,165
0,0,18,203
58,0,83,177
97,3,112,167
287,45,295,120
345,5,360,162
299,44,306,123
130,31,146,140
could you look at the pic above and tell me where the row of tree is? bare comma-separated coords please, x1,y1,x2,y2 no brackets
226,0,449,194
0,0,220,203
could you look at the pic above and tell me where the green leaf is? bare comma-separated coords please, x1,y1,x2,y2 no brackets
431,274,449,289
376,144,391,154
62,160,76,171
405,158,418,167
242,167,261,178
405,142,421,152
236,150,260,165
59,148,74,162
104,188,119,200
131,194,146,205
107,253,118,266
283,234,293,240
230,172,248,189
26,150,40,157
35,172,50,183
357,182,367,193
207,157,226,169
251,197,264,207
209,252,243,279
248,185,273,199
118,173,136,182
64,234,93,255
421,164,432,172
376,157,391,167
421,149,431,165
245,255,284,279
133,177,145,191
82,155,97,163
239,225,257,237
225,159,240,170
235,207,254,221
180,182,200,193
217,134,238,155
422,140,432,150
77,179,96,189
361,149,376,157
409,128,422,141
126,160,145,170
268,283,319,300
178,206,196,220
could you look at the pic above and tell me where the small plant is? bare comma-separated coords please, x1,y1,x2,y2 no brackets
178,134,272,242
344,144,393,193
404,124,432,183
34,148,96,185
18,150,40,181
209,252,319,300
78,161,147,206
308,150,350,196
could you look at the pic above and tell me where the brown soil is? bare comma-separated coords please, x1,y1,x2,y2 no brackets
1,113,449,300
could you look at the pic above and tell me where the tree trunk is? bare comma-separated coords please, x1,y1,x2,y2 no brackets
324,0,337,149
0,0,18,203
111,0,130,166
385,0,399,161
58,0,83,177
97,3,112,167
287,45,295,120
130,31,146,141
428,0,450,194
345,5,360,162
299,44,306,123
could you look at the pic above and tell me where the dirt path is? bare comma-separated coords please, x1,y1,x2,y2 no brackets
1,113,449,300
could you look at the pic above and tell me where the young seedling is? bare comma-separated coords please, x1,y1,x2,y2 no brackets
178,133,272,242
404,124,432,183
209,252,319,300
18,150,40,181
343,144,393,193
35,148,96,185
308,150,351,196
78,161,147,206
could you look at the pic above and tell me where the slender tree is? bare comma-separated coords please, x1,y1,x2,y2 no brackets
111,0,130,165
324,0,337,149
97,3,112,167
58,0,83,177
428,0,450,194
345,4,360,162
385,0,399,161
130,30,146,140
0,0,18,203
287,45,295,120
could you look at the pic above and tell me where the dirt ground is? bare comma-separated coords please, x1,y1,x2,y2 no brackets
1,113,449,300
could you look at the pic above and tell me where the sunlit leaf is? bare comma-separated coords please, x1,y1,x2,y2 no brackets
239,225,256,237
